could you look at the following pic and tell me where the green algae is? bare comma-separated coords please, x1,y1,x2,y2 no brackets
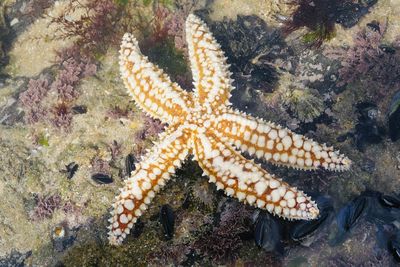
147,39,189,79
37,133,50,147
302,24,336,45
62,228,162,267
142,0,174,7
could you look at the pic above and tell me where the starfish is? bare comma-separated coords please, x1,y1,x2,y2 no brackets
108,14,351,245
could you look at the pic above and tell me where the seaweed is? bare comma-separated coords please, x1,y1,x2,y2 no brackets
165,0,200,54
29,194,63,221
145,38,189,80
48,0,122,55
194,201,253,264
135,114,165,141
108,140,122,161
284,0,377,47
53,46,97,102
148,244,191,266
19,75,50,124
29,194,77,221
50,102,73,131
105,105,133,120
327,20,400,95
35,132,49,147
18,45,96,131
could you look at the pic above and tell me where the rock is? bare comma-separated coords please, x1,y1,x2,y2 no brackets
354,102,385,151
210,15,288,94
0,250,32,267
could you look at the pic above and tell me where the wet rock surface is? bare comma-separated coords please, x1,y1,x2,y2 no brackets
0,250,32,267
0,0,400,266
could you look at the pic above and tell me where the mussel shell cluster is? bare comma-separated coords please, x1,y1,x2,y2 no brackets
250,191,400,262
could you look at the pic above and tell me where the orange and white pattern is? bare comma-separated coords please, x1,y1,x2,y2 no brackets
108,14,351,245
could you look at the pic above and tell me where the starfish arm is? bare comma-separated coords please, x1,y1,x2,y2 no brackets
193,130,319,220
108,125,190,245
212,108,351,171
119,33,194,124
186,14,234,111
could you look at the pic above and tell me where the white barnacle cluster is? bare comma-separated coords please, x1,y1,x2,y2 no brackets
108,14,350,245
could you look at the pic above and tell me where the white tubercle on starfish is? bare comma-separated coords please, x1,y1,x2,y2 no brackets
108,125,191,245
213,108,351,171
185,14,234,112
108,14,351,245
193,130,319,219
119,34,194,124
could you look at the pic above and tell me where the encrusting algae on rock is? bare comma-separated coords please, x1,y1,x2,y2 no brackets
107,14,351,245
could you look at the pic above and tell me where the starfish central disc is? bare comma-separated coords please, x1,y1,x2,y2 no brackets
185,107,214,129
107,14,351,245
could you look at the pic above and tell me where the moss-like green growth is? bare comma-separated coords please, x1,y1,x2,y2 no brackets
115,0,129,6
62,228,162,266
37,133,50,147
142,0,173,7
302,24,335,45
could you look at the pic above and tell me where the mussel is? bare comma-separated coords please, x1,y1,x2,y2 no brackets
160,204,175,240
91,173,113,184
337,196,367,232
253,211,282,253
290,196,333,241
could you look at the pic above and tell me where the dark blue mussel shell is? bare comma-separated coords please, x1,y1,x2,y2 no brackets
71,105,87,114
337,195,368,232
388,90,400,142
91,173,113,184
125,153,137,176
253,211,283,253
390,232,400,262
380,194,400,209
160,204,175,240
290,196,334,241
